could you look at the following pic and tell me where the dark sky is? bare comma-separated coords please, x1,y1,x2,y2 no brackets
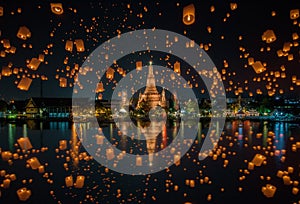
0,0,300,101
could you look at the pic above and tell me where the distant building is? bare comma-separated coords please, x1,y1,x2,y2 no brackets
137,63,167,109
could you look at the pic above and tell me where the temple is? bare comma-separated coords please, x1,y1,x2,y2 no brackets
137,62,167,109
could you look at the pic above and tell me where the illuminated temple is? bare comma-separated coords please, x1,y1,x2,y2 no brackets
137,62,167,109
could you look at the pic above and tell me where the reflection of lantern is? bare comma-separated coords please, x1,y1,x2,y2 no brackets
252,61,266,74
17,26,31,40
290,9,299,19
174,61,180,74
106,67,114,79
50,3,64,15
136,61,142,70
74,39,85,52
27,58,41,70
183,4,195,25
65,40,73,52
262,30,276,43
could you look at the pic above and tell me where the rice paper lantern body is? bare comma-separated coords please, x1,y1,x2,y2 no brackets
17,137,33,150
27,58,41,70
136,61,142,70
50,3,64,15
262,30,276,43
17,77,32,91
183,4,195,25
174,61,181,74
59,77,67,87
252,61,266,74
17,26,31,40
75,39,85,52
0,6,3,16
1,66,12,76
290,9,299,19
65,40,73,52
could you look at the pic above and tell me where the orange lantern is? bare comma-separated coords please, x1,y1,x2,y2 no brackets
50,3,64,15
183,4,195,25
17,77,32,91
17,26,31,40
74,39,85,52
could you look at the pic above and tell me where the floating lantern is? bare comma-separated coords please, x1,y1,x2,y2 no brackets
65,176,73,187
248,162,254,170
74,39,85,52
17,137,33,150
38,54,44,62
106,148,115,160
106,67,115,80
136,61,142,71
27,157,41,170
65,40,73,52
96,82,104,93
2,39,10,49
3,179,11,188
17,77,32,91
59,77,67,87
248,57,254,65
251,154,266,166
38,166,45,174
136,156,142,166
252,61,266,74
59,140,67,150
17,26,31,40
50,3,64,15
283,175,291,185
27,58,41,70
283,42,291,52
96,135,104,145
262,184,276,198
183,4,195,25
1,66,12,76
230,3,237,10
75,176,85,188
292,33,299,40
262,30,276,43
0,6,3,16
17,188,31,201
1,151,12,161
290,9,299,19
174,61,180,74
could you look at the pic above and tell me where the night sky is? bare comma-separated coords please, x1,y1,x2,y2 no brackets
0,0,300,101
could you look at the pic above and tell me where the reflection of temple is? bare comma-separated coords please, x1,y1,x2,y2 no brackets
137,62,167,109
138,120,165,166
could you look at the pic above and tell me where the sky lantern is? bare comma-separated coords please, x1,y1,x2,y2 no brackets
17,188,31,201
17,77,32,91
2,39,11,49
0,6,3,16
290,9,299,19
17,26,31,40
292,33,299,40
182,4,195,25
65,40,73,52
136,61,142,70
1,66,12,76
50,3,64,15
262,184,276,198
106,67,115,79
96,82,105,93
27,58,41,70
59,77,67,87
174,61,180,74
262,30,276,43
230,3,238,11
252,61,266,74
74,39,85,52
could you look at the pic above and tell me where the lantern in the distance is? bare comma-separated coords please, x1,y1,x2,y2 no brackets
183,4,195,25
136,61,142,71
252,61,266,74
0,6,3,16
65,40,73,52
59,77,67,88
17,188,31,201
50,3,64,15
290,9,299,20
74,39,85,52
174,61,181,74
262,30,276,43
106,67,114,80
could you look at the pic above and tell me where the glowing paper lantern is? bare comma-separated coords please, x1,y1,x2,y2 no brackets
96,82,105,93
17,77,32,91
174,61,181,74
27,157,41,170
1,66,12,76
136,61,142,70
65,176,73,187
74,39,85,52
290,9,299,19
59,140,67,150
17,188,31,201
106,67,115,80
17,26,31,40
252,61,266,74
262,30,276,43
2,39,10,49
0,6,3,16
50,3,64,15
17,137,33,150
27,58,41,70
59,77,67,87
65,40,73,52
182,4,195,25
262,184,276,198
251,154,266,166
75,176,85,188
1,151,12,161
230,3,238,10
